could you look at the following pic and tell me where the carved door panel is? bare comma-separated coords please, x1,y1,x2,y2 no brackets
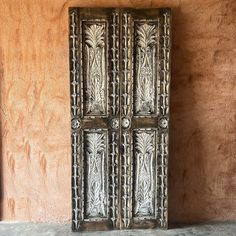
69,9,120,231
69,8,171,231
120,9,170,230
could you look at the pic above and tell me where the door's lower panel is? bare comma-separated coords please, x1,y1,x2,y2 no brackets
83,130,108,219
73,128,119,231
130,129,159,229
133,130,156,219
79,129,115,231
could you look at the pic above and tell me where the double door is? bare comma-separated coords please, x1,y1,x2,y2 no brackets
69,8,171,231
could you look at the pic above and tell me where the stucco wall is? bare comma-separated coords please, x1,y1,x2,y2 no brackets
0,0,235,223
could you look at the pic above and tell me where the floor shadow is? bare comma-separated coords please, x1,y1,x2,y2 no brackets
168,7,210,226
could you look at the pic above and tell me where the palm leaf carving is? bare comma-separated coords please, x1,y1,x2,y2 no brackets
135,132,154,155
135,132,154,215
85,132,106,217
86,133,105,155
84,24,105,115
135,23,156,114
137,24,156,49
85,24,104,49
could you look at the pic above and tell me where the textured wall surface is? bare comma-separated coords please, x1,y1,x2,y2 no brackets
0,0,235,223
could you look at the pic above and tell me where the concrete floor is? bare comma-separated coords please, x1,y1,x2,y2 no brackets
0,222,235,236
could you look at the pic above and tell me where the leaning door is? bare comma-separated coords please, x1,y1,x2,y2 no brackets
120,9,171,229
69,8,171,231
69,8,120,231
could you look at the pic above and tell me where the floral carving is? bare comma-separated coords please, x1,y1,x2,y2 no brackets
85,132,106,217
134,131,155,216
84,24,106,115
135,24,157,115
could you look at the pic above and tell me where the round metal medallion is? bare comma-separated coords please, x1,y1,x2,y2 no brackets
122,117,130,129
159,117,168,129
71,118,81,130
110,118,119,129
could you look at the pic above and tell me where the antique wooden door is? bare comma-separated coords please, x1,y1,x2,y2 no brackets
69,8,171,231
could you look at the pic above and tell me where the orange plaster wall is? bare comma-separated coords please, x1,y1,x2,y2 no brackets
0,0,235,223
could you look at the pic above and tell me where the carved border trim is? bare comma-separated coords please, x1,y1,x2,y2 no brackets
157,9,171,228
121,12,132,229
121,131,131,228
69,9,82,231
111,12,119,116
121,13,131,117
109,11,119,228
110,132,118,226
